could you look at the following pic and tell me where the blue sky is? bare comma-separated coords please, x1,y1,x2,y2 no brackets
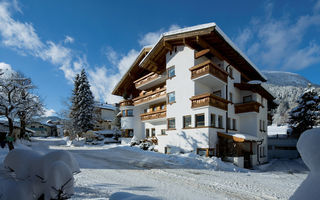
0,0,319,116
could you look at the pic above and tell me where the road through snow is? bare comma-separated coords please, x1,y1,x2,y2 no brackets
48,143,307,200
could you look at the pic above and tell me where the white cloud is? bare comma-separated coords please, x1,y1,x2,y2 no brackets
138,24,181,47
314,0,320,12
43,108,56,117
105,46,119,66
88,49,139,103
0,2,83,82
64,35,74,44
234,1,320,71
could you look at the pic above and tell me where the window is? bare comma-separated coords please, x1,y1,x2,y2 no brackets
151,128,155,137
167,118,175,129
161,129,166,135
233,119,236,130
122,110,126,116
161,104,165,110
31,126,35,128
146,129,150,138
243,95,252,103
229,67,233,78
127,109,133,116
229,92,233,103
167,92,175,104
227,118,231,129
218,115,223,128
259,120,262,131
261,97,264,106
39,126,44,129
183,115,192,128
211,114,216,127
128,130,134,137
213,90,221,97
263,121,266,131
144,108,148,113
167,66,175,79
195,114,205,127
152,107,156,112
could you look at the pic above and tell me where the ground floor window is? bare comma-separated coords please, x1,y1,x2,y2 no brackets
183,115,191,128
218,115,223,128
151,128,155,137
211,114,216,127
161,129,166,135
167,118,175,129
195,113,205,127
146,129,150,138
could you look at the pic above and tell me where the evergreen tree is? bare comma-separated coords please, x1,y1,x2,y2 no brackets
288,84,320,137
69,74,81,135
76,69,95,133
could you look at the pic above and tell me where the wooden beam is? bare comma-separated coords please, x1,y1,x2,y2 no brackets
196,36,225,61
183,38,194,49
163,41,173,51
194,49,210,59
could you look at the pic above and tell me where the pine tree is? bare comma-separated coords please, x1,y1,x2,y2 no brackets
288,84,320,137
77,69,95,133
69,74,81,135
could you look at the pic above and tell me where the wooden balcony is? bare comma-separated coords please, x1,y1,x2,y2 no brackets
190,93,229,110
133,87,166,106
119,99,133,107
133,72,166,90
189,60,228,83
140,109,166,121
235,101,261,114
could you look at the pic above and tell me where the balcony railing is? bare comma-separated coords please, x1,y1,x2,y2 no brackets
189,60,228,83
235,101,261,114
140,109,166,121
134,72,163,89
133,87,166,105
190,93,229,110
119,99,133,107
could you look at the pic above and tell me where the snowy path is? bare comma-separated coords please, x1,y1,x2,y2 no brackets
0,138,308,200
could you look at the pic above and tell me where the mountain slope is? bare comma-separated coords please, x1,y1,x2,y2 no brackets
262,71,311,87
262,71,319,125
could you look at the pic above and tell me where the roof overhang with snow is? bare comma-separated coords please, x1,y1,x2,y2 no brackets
218,132,260,142
139,22,267,82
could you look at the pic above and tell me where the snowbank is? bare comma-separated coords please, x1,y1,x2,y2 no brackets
1,148,79,200
290,128,320,200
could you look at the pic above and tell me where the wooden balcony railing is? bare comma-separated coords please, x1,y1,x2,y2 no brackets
119,99,133,107
235,101,261,114
189,60,228,83
133,72,162,88
140,109,166,121
133,87,166,105
190,93,229,110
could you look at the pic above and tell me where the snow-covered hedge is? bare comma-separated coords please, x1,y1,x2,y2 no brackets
2,149,80,200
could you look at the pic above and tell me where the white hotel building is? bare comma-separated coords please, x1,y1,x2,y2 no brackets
112,23,276,168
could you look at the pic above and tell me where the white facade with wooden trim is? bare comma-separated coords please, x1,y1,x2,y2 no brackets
112,23,276,168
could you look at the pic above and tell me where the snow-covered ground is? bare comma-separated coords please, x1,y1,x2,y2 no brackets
0,137,308,200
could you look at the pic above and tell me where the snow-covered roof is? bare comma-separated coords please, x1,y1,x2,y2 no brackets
139,22,267,81
95,103,116,111
218,132,260,142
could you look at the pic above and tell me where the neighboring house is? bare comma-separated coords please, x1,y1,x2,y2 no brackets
27,121,57,137
0,121,35,138
268,125,299,159
94,103,119,135
112,23,277,168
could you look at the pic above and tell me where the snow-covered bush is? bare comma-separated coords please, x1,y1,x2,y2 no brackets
290,128,320,200
3,149,79,200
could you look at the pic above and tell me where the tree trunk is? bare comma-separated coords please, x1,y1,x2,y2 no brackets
7,117,15,150
19,112,26,139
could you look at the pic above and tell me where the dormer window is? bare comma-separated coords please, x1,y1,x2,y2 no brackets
243,95,252,103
